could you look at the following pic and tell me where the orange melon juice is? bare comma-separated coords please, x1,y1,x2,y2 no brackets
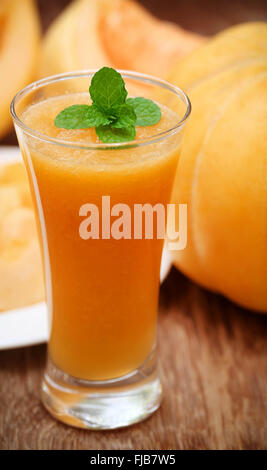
20,93,181,381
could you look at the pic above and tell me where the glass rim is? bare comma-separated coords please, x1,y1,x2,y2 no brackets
10,69,191,150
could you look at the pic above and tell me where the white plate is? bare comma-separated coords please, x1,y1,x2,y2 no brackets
0,146,172,350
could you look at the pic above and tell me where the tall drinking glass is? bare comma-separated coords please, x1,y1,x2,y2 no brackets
11,70,190,429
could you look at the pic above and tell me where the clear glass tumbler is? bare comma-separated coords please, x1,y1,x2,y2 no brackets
11,70,190,429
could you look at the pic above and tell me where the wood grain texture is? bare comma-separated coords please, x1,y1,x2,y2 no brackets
0,0,267,450
1,269,267,450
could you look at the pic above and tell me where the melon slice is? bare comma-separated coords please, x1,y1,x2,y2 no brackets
98,0,204,77
0,0,40,139
39,0,205,80
0,162,44,311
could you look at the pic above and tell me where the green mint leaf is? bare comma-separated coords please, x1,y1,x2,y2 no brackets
55,104,112,129
126,97,161,127
89,67,127,113
55,105,91,129
96,125,136,143
112,104,136,129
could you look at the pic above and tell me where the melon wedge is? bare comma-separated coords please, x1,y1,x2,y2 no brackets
98,0,204,77
0,0,40,139
0,162,44,311
39,0,205,79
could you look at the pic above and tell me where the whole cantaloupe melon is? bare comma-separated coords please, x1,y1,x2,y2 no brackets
169,23,267,312
169,22,267,91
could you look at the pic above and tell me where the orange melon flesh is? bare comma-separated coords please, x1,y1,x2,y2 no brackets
0,162,44,311
39,0,205,80
98,0,204,77
0,0,40,139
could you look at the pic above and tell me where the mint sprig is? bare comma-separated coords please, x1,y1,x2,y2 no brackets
54,67,161,143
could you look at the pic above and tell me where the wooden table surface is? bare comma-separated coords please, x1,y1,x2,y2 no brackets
1,0,267,450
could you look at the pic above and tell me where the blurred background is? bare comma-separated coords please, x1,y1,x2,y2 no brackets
38,0,267,34
2,0,267,146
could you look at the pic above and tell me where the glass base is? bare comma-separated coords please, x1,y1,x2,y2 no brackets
41,353,162,430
